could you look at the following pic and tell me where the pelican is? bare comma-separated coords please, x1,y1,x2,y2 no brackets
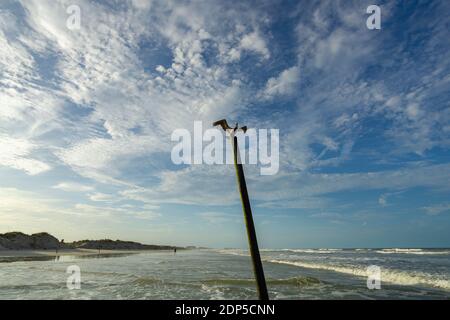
213,119,247,133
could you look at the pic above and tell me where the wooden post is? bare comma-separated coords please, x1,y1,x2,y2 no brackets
232,135,269,300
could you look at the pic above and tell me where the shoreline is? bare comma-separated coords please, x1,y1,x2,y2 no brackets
0,248,175,261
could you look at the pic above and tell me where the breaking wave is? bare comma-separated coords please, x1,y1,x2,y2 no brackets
216,249,450,290
279,249,342,254
268,259,450,290
376,248,450,255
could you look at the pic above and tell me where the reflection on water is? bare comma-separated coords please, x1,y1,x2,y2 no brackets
0,252,140,264
0,255,59,263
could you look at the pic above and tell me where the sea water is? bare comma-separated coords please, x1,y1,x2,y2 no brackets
0,249,448,299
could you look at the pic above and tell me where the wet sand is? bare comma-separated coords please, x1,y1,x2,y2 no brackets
0,249,159,262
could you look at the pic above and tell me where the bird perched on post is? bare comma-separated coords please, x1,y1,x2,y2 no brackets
213,119,247,133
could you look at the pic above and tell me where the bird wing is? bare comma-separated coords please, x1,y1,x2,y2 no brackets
213,119,232,130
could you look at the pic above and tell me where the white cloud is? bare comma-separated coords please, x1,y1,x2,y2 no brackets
57,135,162,173
248,163,450,209
131,0,153,10
6,0,262,184
262,65,300,99
52,182,94,192
0,0,449,231
121,165,239,206
118,160,450,210
0,0,271,188
0,135,51,175
89,193,114,202
239,31,270,59
0,187,161,238
378,195,387,206
423,203,450,216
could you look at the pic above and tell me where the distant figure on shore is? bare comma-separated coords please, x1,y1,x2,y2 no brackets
174,248,177,255
57,239,64,255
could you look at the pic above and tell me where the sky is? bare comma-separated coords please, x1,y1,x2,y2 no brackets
0,0,449,248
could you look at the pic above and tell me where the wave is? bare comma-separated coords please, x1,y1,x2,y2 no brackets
217,249,246,256
376,249,450,255
267,259,450,290
201,276,321,287
220,248,450,256
222,248,342,255
132,276,321,288
216,249,450,290
280,249,342,254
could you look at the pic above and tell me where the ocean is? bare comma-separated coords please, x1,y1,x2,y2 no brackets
0,248,449,299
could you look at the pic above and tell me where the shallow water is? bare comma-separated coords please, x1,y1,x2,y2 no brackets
0,249,448,299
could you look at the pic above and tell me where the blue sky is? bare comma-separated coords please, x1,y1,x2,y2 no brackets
0,0,449,248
